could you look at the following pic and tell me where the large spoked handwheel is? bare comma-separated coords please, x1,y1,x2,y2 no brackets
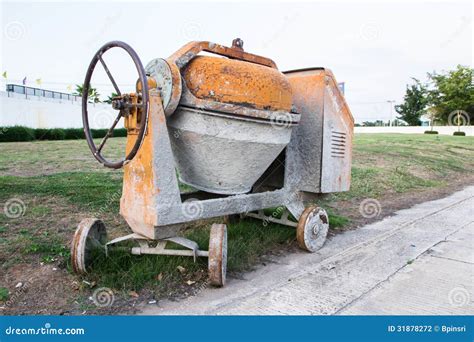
208,223,228,287
297,206,329,253
82,41,149,169
71,218,107,274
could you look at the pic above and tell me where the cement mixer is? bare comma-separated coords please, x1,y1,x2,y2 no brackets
71,39,354,286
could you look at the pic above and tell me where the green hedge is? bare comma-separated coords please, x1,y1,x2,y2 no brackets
453,131,466,136
424,130,439,134
0,126,127,143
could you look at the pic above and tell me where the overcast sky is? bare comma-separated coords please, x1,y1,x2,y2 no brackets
1,0,472,123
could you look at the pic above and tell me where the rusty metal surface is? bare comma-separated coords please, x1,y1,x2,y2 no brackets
284,69,326,193
208,223,227,287
145,58,182,117
180,83,299,123
168,40,278,69
82,40,149,169
296,206,329,253
320,70,354,193
182,56,292,112
120,89,182,239
284,68,354,194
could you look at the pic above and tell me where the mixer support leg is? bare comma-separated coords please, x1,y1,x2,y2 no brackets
286,197,305,221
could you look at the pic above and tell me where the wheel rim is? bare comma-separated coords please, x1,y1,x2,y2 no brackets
71,218,107,274
297,207,329,253
208,224,227,286
82,41,149,169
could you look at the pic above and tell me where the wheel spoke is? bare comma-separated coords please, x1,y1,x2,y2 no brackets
97,111,123,153
99,54,121,96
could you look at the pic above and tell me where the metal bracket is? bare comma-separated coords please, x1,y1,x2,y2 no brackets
105,233,148,257
245,209,298,228
130,236,208,262
105,234,207,261
164,237,200,262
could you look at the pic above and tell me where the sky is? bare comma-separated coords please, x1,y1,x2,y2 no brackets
1,0,472,123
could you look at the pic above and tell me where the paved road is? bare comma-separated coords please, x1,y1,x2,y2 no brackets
141,186,474,315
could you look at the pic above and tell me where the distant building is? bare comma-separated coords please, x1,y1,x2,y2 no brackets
6,84,80,102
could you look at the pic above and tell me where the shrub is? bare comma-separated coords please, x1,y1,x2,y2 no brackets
91,129,107,139
113,128,127,137
424,130,438,134
90,128,127,139
453,131,466,136
0,126,35,142
35,128,66,140
64,128,85,140
0,126,128,142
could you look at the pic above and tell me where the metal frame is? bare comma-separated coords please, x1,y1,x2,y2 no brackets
104,43,354,261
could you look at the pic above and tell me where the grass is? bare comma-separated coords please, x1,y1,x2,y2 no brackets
330,134,473,201
0,172,122,212
0,287,9,301
84,219,295,293
1,133,473,309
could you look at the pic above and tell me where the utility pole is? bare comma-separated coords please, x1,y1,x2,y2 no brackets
387,100,395,126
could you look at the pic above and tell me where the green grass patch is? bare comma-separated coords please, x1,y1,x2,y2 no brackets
327,212,350,229
79,220,295,291
0,172,122,212
385,167,440,193
3,230,70,263
0,287,9,301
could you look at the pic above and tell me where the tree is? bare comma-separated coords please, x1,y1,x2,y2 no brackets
426,65,473,124
395,79,427,126
73,84,101,103
104,92,119,104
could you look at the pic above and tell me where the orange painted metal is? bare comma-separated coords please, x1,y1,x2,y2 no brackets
286,68,354,193
182,56,292,112
168,41,277,69
120,91,164,239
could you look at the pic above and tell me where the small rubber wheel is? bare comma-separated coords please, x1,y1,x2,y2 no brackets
297,206,329,253
71,218,107,274
208,223,227,287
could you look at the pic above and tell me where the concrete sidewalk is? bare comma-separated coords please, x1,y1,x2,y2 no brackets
141,186,474,315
